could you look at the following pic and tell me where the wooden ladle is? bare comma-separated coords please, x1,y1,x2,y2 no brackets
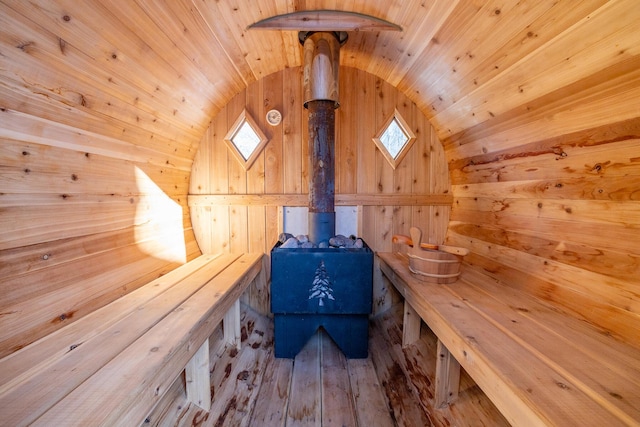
392,228,469,257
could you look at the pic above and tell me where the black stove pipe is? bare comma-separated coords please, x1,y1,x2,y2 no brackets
301,31,345,245
307,99,335,245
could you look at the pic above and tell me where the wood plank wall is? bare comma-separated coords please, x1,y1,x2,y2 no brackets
188,67,451,314
0,2,202,358
2,0,637,364
439,8,640,348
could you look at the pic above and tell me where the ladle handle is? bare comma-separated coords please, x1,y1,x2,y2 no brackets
409,227,423,256
392,232,470,257
392,233,439,250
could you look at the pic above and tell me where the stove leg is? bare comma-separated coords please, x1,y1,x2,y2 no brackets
274,314,369,359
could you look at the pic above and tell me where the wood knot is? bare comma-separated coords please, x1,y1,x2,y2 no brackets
17,41,35,52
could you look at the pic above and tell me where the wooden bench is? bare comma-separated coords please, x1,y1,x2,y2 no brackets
0,252,263,426
377,252,640,427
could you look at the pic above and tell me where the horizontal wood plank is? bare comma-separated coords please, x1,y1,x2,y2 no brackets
378,252,635,426
188,193,453,207
0,254,243,424
30,253,262,426
453,267,640,421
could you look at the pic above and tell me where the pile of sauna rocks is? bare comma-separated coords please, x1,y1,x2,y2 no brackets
278,233,364,249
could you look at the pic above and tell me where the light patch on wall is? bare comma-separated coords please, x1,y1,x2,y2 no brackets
134,167,187,264
336,206,358,237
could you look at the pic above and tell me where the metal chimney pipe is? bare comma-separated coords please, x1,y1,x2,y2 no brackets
307,99,335,245
301,31,345,245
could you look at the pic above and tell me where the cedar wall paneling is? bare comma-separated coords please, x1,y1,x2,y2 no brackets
0,2,203,358
189,67,452,314
0,118,200,361
441,23,640,348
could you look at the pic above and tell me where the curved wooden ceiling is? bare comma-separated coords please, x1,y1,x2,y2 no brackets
2,0,638,155
183,0,638,144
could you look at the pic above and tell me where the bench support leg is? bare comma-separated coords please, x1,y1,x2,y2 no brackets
185,338,211,411
402,300,421,348
435,339,461,408
224,299,241,351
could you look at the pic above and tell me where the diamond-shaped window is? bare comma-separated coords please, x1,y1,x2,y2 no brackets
225,109,269,170
373,109,416,169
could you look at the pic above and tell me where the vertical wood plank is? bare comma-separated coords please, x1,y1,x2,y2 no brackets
250,356,294,426
283,67,304,195
246,77,266,195
375,77,397,197
211,205,230,254
430,206,451,245
337,66,357,195
435,339,461,409
287,332,321,426
374,77,398,252
223,299,241,351
208,105,231,254
190,206,212,253
430,125,450,244
185,338,211,411
245,80,265,290
347,358,395,427
188,123,213,255
246,204,265,306
393,92,414,238
413,106,433,233
403,300,421,347
227,90,249,254
356,70,378,195
211,106,230,194
320,330,357,427
263,71,284,195
229,206,249,253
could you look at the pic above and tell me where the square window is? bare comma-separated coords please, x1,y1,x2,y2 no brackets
373,109,417,169
225,109,269,170
233,121,262,161
380,118,409,159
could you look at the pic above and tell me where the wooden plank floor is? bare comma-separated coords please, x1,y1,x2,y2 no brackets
144,303,507,427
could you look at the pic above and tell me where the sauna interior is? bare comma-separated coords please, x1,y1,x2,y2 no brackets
1,1,639,426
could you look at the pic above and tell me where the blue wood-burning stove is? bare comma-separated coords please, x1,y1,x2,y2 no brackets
271,31,373,358
271,242,373,358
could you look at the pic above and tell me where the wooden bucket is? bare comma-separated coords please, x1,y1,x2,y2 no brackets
405,227,464,284
407,250,462,284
